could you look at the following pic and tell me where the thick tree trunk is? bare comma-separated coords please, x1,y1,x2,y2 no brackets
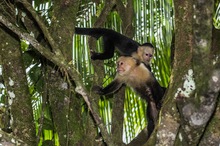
0,28,36,145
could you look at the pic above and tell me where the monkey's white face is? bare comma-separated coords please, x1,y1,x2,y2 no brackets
117,61,125,74
117,61,130,76
140,47,154,63
116,57,135,76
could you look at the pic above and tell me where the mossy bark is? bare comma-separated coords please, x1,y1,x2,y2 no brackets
0,28,36,145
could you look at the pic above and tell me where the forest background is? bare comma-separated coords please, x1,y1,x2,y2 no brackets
0,0,220,146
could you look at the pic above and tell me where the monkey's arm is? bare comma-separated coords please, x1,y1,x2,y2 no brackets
150,80,166,109
93,79,124,95
144,87,159,136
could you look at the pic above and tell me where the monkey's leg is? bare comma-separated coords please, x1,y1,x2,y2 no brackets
148,101,158,123
145,87,159,136
91,37,115,60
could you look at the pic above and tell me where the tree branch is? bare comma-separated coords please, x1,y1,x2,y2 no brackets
75,86,113,145
17,0,60,54
0,14,113,146
93,0,116,27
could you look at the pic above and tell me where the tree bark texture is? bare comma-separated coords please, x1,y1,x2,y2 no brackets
0,27,36,145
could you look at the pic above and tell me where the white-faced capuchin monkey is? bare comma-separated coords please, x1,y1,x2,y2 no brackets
93,56,165,137
75,27,154,70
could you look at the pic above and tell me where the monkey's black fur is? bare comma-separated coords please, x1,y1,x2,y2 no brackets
75,27,154,60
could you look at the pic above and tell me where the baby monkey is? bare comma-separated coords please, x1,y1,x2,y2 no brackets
75,27,154,70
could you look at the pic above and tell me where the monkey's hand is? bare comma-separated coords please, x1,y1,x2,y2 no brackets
92,85,105,95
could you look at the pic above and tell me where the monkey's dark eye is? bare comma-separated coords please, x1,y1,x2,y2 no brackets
117,61,123,66
146,54,152,57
